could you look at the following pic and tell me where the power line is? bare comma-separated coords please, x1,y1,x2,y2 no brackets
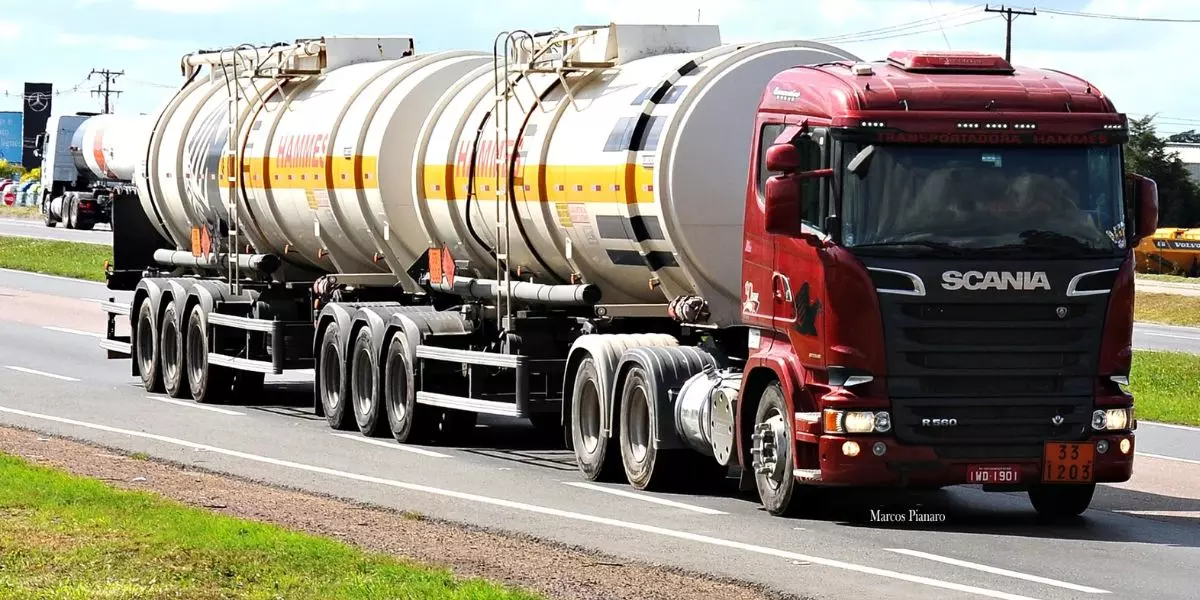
1039,8,1200,23
816,4,985,42
984,4,1037,62
88,68,124,114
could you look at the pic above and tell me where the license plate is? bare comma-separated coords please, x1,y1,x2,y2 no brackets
967,464,1021,484
1042,441,1096,483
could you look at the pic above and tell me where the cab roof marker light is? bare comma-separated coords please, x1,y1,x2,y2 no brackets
860,120,886,128
1013,123,1036,129
957,122,980,129
984,123,1009,129
850,63,874,76
1103,123,1124,130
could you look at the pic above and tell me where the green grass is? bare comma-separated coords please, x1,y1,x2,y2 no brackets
1134,292,1200,328
0,452,542,600
1132,350,1200,427
0,205,40,219
0,236,111,282
1137,272,1200,284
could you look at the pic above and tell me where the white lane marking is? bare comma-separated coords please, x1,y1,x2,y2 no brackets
3,365,80,382
1137,452,1200,466
0,405,1043,600
1116,509,1200,518
0,267,106,285
331,433,451,458
886,548,1109,594
1140,331,1200,341
148,396,245,416
563,481,727,515
43,326,103,338
1140,421,1200,432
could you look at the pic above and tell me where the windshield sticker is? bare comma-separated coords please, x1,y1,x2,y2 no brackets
1106,222,1127,249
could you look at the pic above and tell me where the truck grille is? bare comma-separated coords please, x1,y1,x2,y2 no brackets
878,298,1107,448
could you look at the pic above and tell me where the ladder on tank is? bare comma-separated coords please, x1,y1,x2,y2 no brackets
488,28,613,328
202,42,318,294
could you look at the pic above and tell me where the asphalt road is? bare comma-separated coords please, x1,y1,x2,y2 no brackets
0,217,113,244
1,270,1199,600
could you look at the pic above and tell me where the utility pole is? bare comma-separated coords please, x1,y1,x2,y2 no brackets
88,68,124,114
984,5,1037,62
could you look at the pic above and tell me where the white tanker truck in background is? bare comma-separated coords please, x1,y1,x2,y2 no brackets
37,112,150,230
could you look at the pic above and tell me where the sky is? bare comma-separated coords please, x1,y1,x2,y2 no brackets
0,0,1198,137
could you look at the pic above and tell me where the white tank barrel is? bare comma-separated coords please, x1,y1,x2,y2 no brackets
133,26,859,322
70,114,151,182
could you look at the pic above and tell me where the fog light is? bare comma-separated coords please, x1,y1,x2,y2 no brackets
1097,440,1109,454
842,441,861,457
1120,438,1132,455
872,441,887,456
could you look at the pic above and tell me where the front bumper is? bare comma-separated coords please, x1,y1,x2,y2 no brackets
810,433,1135,487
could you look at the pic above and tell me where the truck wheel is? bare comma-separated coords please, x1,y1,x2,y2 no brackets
570,356,622,482
317,322,354,431
383,333,431,443
186,304,233,404
618,365,675,490
350,327,388,437
65,198,76,229
1028,483,1095,519
159,299,187,398
43,202,55,228
752,382,800,516
135,300,164,393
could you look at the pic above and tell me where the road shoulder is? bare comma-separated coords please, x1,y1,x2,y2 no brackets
0,425,786,600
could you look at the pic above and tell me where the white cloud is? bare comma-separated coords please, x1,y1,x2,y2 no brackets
0,21,21,43
53,32,168,52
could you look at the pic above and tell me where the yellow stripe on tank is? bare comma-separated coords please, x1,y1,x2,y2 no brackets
220,155,657,202
422,164,656,204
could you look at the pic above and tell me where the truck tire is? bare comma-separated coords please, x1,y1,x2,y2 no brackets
65,197,76,229
159,299,187,398
570,356,622,482
1028,483,1095,519
752,382,800,516
382,332,440,444
317,321,355,431
619,365,674,490
134,300,164,393
350,326,388,437
186,303,233,404
43,201,55,228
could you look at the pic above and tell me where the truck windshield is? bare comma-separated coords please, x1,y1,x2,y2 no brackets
839,144,1126,256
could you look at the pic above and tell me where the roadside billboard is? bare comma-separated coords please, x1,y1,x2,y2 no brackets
0,111,21,165
22,83,53,169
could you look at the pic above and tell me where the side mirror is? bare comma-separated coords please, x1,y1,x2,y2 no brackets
765,143,800,172
1125,172,1159,244
764,174,803,238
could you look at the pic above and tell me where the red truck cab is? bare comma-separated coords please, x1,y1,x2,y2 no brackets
741,50,1159,518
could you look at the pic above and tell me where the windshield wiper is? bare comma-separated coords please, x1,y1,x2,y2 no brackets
851,240,967,256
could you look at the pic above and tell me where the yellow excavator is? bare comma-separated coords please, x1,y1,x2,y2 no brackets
1135,228,1200,276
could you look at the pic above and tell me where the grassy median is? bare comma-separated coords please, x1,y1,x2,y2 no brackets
1134,292,1200,328
0,452,540,600
0,235,110,282
0,205,40,219
1131,350,1200,427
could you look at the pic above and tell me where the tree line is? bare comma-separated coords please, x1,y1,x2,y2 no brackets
1126,116,1200,228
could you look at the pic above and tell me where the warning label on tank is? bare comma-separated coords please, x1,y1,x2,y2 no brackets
568,204,589,225
309,189,331,210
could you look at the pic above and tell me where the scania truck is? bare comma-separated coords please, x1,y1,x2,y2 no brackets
99,25,1157,518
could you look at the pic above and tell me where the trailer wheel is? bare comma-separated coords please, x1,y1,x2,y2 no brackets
618,365,672,490
1028,483,1095,520
135,300,164,393
383,333,434,443
350,327,388,437
160,299,187,398
570,356,622,482
752,382,800,516
186,304,233,404
317,322,354,431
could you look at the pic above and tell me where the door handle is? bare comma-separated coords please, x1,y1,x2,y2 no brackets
772,272,793,303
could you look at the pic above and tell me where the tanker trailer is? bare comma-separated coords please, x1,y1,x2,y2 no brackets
39,112,150,230
99,23,859,504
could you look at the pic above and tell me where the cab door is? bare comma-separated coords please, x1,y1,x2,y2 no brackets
769,127,829,369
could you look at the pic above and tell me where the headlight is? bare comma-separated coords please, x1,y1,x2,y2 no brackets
1092,408,1134,431
824,409,891,434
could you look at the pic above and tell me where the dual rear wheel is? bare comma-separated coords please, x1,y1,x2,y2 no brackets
317,325,475,445
134,298,261,404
